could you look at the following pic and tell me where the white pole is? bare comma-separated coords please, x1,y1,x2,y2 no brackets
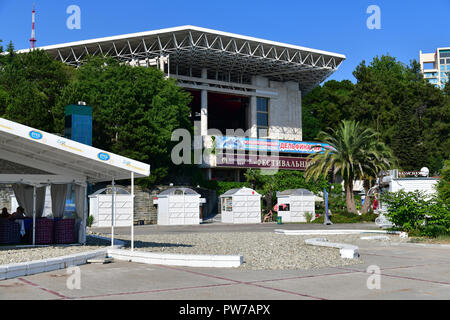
83,184,88,244
32,185,36,246
131,172,135,252
111,178,115,248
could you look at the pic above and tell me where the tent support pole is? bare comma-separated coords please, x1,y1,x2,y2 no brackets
32,185,36,246
131,172,134,252
111,178,115,248
83,184,88,244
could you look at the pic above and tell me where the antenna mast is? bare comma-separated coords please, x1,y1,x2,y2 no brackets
30,2,37,49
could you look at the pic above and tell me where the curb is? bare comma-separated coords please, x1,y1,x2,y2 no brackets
0,249,108,281
305,238,360,259
275,229,403,236
92,234,244,268
107,249,243,268
0,235,125,281
389,242,450,249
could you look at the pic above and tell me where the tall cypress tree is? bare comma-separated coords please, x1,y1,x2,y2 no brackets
391,87,427,171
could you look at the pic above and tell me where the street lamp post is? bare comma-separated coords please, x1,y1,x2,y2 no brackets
310,144,334,225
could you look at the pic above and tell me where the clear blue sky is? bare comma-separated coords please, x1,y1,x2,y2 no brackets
1,0,449,83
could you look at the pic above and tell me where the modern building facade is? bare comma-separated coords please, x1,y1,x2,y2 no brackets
22,26,345,181
419,47,450,89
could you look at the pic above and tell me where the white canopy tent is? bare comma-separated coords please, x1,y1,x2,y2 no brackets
0,117,150,249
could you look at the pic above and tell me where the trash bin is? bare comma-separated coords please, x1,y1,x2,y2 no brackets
277,216,283,225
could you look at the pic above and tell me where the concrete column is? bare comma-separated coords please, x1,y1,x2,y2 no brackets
201,68,208,137
206,168,212,180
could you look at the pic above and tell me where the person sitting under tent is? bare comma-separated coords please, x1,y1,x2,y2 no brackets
8,207,25,221
0,207,10,219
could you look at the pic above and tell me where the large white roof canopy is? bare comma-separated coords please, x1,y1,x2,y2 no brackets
0,117,150,185
19,25,346,93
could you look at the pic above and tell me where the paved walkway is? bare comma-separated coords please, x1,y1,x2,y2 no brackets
1,223,449,300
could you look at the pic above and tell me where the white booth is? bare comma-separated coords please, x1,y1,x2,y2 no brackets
220,187,262,224
89,187,133,227
276,189,316,223
153,188,206,226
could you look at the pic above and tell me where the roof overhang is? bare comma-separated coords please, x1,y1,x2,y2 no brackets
18,25,346,93
0,117,150,184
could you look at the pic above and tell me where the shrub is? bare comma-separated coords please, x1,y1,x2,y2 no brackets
382,190,450,237
312,212,374,224
421,225,448,237
305,212,313,223
436,159,450,207
87,215,94,227
381,190,428,232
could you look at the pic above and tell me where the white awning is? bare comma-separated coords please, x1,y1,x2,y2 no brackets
0,117,150,185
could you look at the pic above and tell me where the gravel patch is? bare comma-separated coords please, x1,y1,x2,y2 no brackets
90,231,377,270
0,236,111,265
0,231,408,269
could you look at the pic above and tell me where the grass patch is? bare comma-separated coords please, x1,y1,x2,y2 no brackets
408,235,450,244
311,212,377,224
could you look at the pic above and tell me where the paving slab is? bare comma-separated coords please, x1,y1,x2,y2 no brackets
258,270,450,300
2,226,450,300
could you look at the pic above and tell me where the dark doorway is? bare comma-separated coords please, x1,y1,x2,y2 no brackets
187,90,249,135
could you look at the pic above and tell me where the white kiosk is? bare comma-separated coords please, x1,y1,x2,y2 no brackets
153,188,206,226
276,189,316,223
89,187,133,227
220,187,262,224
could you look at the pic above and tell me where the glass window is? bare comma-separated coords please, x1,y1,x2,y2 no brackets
257,113,268,126
222,198,232,212
442,65,446,71
278,203,290,212
257,98,268,112
447,65,450,71
447,59,450,64
441,59,446,64
256,97,269,138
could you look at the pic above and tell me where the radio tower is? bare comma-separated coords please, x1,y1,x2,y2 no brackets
30,2,37,49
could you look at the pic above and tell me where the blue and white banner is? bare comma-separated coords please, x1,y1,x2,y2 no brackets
215,136,334,154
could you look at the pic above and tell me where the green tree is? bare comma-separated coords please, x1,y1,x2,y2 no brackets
350,55,449,174
437,160,450,207
56,56,192,185
305,120,395,214
0,48,73,131
302,80,354,140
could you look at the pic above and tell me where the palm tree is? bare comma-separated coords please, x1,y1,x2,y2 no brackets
305,120,395,214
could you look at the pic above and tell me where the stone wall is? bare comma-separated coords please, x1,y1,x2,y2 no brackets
0,185,13,211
